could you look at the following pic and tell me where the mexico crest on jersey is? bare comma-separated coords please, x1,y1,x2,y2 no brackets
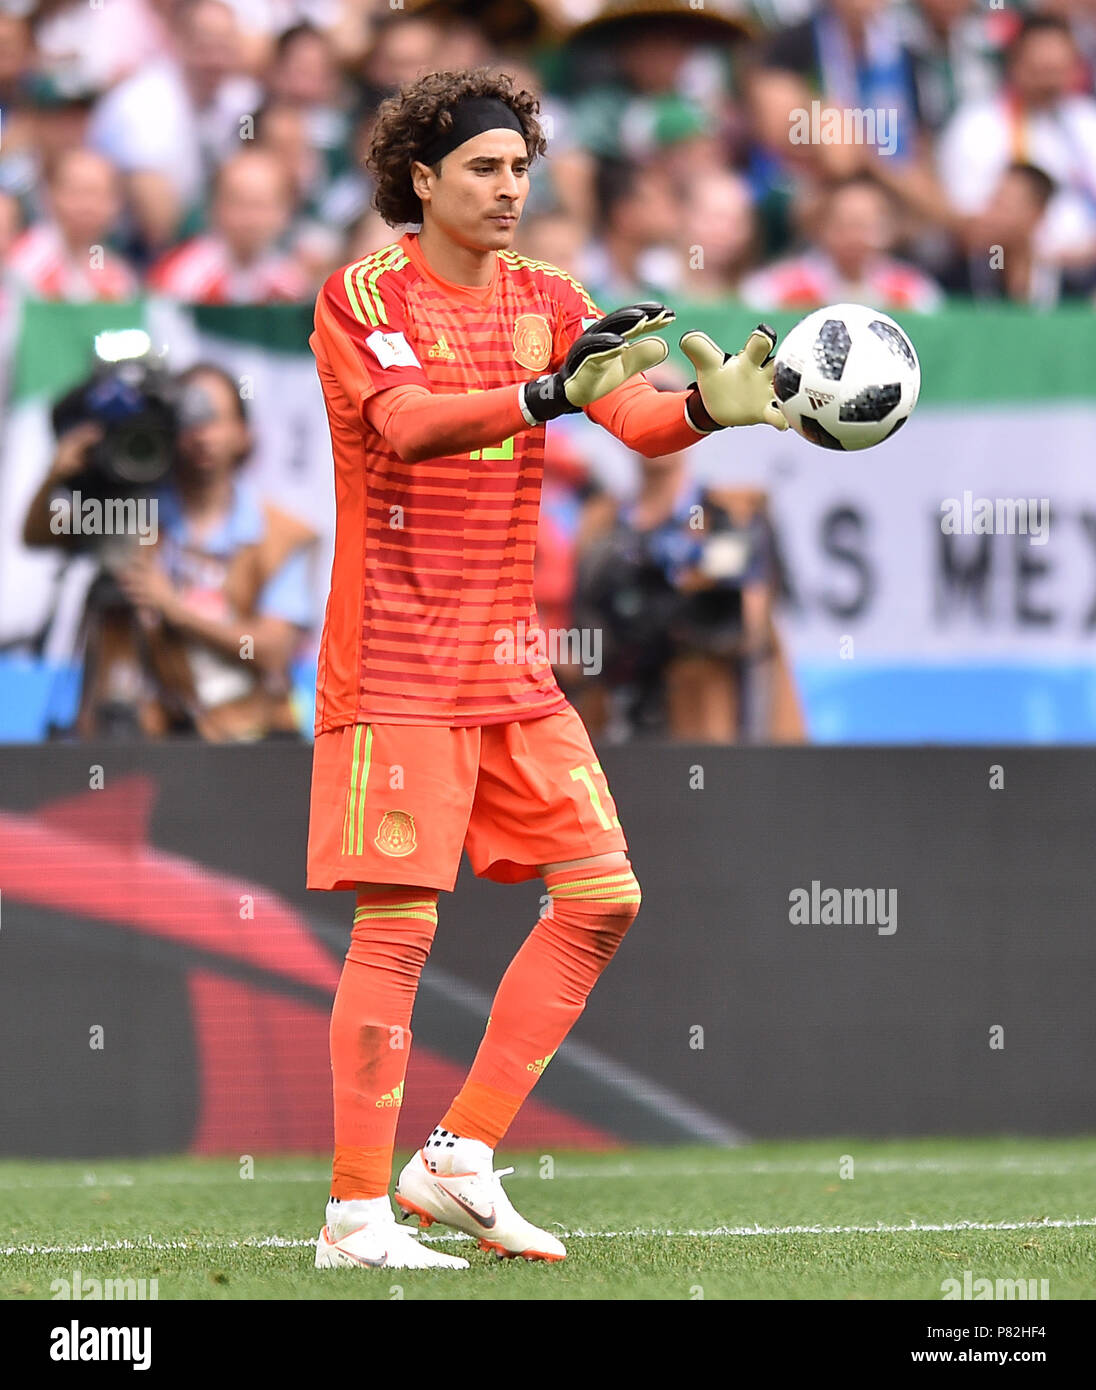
375,810,417,856
513,313,552,371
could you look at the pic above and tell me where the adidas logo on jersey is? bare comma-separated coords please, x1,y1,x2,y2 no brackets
376,1082,404,1108
428,335,456,361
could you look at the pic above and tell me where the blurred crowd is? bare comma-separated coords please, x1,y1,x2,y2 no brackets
2,0,1096,311
2,0,1095,745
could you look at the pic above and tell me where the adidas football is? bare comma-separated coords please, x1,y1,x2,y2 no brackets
772,303,921,450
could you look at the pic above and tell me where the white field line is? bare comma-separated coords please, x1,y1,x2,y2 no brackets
4,1216,1096,1257
2,1155,1096,1190
514,1158,1096,1180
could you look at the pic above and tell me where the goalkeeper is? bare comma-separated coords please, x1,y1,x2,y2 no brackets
307,65,787,1273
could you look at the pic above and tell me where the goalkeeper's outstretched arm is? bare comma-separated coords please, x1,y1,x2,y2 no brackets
586,325,788,457
362,304,671,464
365,382,530,464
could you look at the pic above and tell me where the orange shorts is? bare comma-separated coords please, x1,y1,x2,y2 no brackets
306,705,629,892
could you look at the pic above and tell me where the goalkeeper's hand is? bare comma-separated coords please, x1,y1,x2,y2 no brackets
521,302,673,424
680,325,789,432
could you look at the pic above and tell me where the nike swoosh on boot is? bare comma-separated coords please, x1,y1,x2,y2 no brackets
437,1185,497,1229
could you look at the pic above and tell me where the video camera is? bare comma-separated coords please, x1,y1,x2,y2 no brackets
50,330,184,518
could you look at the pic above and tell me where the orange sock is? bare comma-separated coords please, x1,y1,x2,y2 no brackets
441,863,641,1148
330,886,439,1199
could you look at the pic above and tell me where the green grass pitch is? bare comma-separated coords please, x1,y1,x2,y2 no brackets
2,1138,1094,1300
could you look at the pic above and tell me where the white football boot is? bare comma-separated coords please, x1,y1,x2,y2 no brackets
315,1202,469,1270
395,1148,567,1262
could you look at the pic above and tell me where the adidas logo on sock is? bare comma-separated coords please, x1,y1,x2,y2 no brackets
526,1051,555,1076
375,1082,404,1108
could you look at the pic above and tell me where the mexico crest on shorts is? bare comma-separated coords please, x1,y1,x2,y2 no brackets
513,313,552,371
375,810,416,856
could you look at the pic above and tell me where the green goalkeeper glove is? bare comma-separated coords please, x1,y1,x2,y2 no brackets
680,325,789,433
521,302,673,424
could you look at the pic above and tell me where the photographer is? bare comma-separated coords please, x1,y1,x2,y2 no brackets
23,358,316,740
575,444,804,743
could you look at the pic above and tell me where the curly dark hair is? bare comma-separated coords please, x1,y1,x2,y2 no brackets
367,69,547,227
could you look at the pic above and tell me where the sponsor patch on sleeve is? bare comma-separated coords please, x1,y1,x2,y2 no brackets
365,330,422,369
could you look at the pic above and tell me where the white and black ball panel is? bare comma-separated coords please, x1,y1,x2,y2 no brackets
799,415,847,450
838,381,902,423
813,318,852,381
868,317,917,372
772,302,921,451
773,362,802,402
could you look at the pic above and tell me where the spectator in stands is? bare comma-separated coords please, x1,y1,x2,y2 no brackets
254,99,341,284
255,100,328,214
86,0,264,258
748,0,920,172
679,168,762,300
312,108,377,255
32,0,169,95
5,150,139,301
265,22,351,184
425,12,495,74
565,7,734,233
902,0,1015,135
568,10,728,165
325,0,378,68
211,0,339,76
147,148,311,302
267,19,340,103
22,361,316,740
355,13,443,115
515,208,587,280
745,0,948,249
937,14,1096,293
740,172,944,312
942,161,1063,307
23,92,101,215
580,158,683,304
1038,0,1096,88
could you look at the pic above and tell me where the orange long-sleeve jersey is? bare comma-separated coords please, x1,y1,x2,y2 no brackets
309,230,706,733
